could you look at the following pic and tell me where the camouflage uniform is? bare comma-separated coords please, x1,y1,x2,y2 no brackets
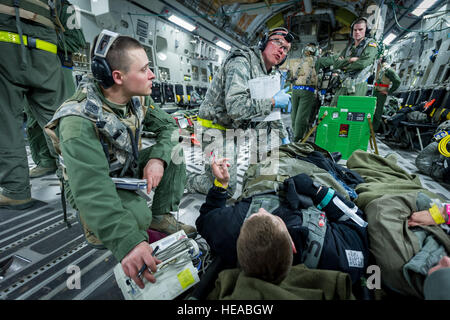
291,53,318,141
373,63,401,131
186,46,287,197
0,0,66,206
45,76,186,261
329,38,378,107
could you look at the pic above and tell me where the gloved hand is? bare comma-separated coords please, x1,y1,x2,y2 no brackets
292,174,365,225
286,99,292,113
281,137,290,145
272,86,291,109
292,174,336,206
292,173,320,198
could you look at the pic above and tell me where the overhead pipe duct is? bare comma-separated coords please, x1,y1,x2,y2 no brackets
293,9,336,28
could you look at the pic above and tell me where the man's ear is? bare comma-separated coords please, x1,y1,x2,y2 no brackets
112,70,123,85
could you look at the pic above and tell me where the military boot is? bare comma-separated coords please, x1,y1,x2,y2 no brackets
0,194,35,210
150,213,196,236
77,212,106,249
29,165,57,178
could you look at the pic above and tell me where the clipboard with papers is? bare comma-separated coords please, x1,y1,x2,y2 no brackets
248,74,282,122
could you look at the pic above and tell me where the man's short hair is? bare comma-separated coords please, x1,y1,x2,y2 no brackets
352,17,368,28
237,214,293,284
91,35,143,73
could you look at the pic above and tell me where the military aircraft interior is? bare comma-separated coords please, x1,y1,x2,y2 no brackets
0,0,449,301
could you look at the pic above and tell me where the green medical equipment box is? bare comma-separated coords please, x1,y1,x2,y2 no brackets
314,96,376,160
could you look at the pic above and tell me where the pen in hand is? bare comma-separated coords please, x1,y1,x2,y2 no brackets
137,245,160,279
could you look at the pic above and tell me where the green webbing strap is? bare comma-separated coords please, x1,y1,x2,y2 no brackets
13,0,26,66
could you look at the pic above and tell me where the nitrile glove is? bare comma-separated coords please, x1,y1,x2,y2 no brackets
273,86,290,109
286,99,292,113
281,137,290,145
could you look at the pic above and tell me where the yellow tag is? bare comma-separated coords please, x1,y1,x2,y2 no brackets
368,42,377,47
177,268,195,289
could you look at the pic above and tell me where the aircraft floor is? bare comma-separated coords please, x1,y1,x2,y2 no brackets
0,115,448,300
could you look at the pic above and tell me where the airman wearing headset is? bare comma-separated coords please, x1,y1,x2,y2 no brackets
186,27,294,198
317,17,378,107
45,30,194,289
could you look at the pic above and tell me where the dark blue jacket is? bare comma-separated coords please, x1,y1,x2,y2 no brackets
196,174,369,284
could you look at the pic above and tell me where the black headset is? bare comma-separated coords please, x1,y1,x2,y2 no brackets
91,30,119,89
350,17,371,38
258,27,294,67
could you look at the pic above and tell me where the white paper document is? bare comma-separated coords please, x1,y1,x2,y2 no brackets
248,74,282,122
248,74,280,99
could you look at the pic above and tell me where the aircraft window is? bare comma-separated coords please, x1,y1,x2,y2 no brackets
192,66,199,81
201,68,207,82
156,36,168,61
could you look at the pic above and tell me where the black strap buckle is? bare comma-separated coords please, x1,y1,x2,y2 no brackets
27,36,36,49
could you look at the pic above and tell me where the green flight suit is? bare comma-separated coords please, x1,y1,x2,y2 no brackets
291,54,318,141
346,150,449,298
330,38,378,107
207,264,354,300
0,11,66,200
52,79,186,261
25,67,76,170
373,65,401,131
26,0,86,172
